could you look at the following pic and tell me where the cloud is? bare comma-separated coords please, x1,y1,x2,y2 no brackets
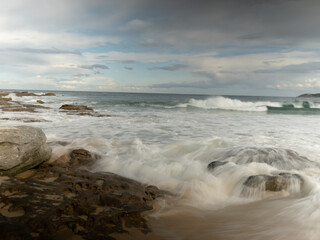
122,19,149,31
255,61,320,74
148,64,187,71
118,60,136,64
78,64,109,70
73,73,90,78
150,80,214,89
1,0,320,95
6,47,81,55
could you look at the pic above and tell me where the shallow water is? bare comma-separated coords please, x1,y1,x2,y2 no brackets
2,91,320,239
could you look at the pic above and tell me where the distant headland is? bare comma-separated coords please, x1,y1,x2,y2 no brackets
298,93,320,97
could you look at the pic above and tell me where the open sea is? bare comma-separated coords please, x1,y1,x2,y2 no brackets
2,91,320,240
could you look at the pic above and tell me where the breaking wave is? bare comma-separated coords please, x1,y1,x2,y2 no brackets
177,96,281,112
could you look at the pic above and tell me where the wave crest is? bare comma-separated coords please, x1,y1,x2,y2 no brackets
178,96,280,112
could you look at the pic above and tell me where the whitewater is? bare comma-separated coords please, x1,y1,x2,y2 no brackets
1,91,320,240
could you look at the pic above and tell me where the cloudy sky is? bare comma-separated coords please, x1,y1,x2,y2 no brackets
2,0,320,96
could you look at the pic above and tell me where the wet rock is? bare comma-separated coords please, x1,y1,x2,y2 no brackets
42,93,55,96
14,92,38,97
0,97,12,101
0,91,9,97
207,161,228,170
37,100,44,104
14,92,55,97
0,126,52,176
48,149,99,169
243,173,303,192
0,215,33,240
0,99,49,113
212,147,319,170
59,104,107,117
0,118,50,123
0,148,165,239
60,104,93,111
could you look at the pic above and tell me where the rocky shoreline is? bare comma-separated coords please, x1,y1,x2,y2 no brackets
0,126,165,240
0,91,107,121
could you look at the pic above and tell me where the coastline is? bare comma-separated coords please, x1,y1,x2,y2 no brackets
0,143,166,239
0,92,166,239
1,91,320,239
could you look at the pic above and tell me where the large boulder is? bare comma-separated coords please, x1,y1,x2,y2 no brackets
0,126,51,175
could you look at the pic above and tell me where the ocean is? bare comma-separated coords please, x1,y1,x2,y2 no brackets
2,91,320,239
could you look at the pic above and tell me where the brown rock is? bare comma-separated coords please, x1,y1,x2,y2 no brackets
243,173,303,192
14,92,55,97
0,91,9,97
0,149,164,239
14,92,38,97
0,97,12,101
37,100,44,104
59,104,108,117
59,104,93,111
43,93,56,96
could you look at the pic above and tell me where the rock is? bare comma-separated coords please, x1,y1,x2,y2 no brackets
37,100,44,104
0,215,33,240
14,92,38,97
0,118,50,123
211,147,319,170
0,97,12,101
49,149,99,169
298,93,320,98
14,92,56,97
0,148,165,239
207,161,228,170
0,91,9,97
43,93,55,96
60,104,93,111
0,126,52,176
59,104,108,117
243,173,303,192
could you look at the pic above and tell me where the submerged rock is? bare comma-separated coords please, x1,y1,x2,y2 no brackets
42,93,55,96
14,92,56,97
0,126,51,176
207,161,228,170
211,147,319,170
0,147,164,239
59,104,108,117
243,173,303,192
59,104,93,111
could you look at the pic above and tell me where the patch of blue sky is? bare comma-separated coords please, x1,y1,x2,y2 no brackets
214,45,290,57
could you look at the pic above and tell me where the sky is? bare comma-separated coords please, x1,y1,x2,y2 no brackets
2,0,320,96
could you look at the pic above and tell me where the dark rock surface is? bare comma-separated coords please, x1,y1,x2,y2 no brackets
0,91,108,120
60,104,94,111
207,161,228,170
243,173,303,192
208,147,319,170
59,104,107,117
0,149,164,240
14,92,56,97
